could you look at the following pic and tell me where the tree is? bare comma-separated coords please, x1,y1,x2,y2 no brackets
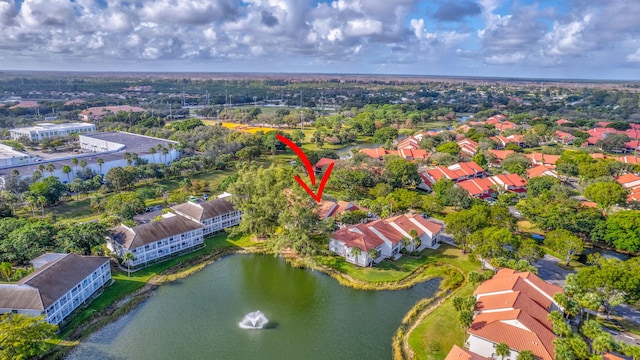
104,192,145,220
495,343,511,360
45,163,55,176
122,252,135,278
56,222,108,255
501,153,530,175
149,147,157,162
372,127,398,143
467,226,515,269
444,205,490,253
527,176,560,197
96,157,104,175
544,229,584,266
0,262,12,281
600,210,640,252
62,165,72,183
583,181,627,210
384,157,420,187
549,310,572,337
458,310,474,344
368,248,378,266
105,166,136,191
435,141,460,156
350,246,362,263
28,177,67,206
0,314,57,360
516,350,536,360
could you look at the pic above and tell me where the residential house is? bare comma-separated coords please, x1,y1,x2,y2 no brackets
554,130,575,145
329,214,442,266
616,173,640,203
397,148,429,160
360,147,392,160
171,197,242,236
463,268,563,360
316,199,365,221
527,165,560,179
107,213,204,267
314,157,337,174
458,139,479,156
457,174,527,199
422,162,486,185
555,119,572,126
487,149,514,165
492,134,525,149
444,345,490,360
615,155,640,165
526,153,560,167
0,253,111,325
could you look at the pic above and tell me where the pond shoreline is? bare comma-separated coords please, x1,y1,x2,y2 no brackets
48,245,453,359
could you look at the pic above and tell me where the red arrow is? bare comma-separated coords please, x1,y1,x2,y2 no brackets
276,134,334,203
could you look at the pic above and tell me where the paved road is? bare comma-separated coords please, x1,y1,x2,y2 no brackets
534,254,575,287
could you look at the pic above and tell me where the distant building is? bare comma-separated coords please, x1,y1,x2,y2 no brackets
9,122,96,142
0,143,37,169
0,253,111,325
79,105,145,121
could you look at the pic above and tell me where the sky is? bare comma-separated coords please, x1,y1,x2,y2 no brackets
1,0,640,80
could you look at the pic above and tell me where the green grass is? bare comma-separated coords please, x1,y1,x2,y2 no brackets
406,246,485,360
60,232,253,337
409,282,475,360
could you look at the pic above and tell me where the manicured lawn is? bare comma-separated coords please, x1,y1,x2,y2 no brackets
409,282,475,359
406,246,485,360
319,245,481,283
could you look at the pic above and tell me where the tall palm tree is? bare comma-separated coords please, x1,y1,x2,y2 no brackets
149,147,156,162
45,163,55,176
409,229,420,249
124,152,132,166
162,147,169,163
80,160,87,174
62,165,72,183
401,237,412,252
122,252,136,278
96,157,104,176
495,343,510,360
349,247,362,264
71,157,78,173
38,164,45,174
368,248,378,267
31,170,42,182
516,350,536,360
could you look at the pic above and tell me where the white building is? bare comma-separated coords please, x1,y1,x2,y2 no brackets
0,253,111,325
107,213,204,267
329,214,443,267
9,122,96,141
171,197,241,236
0,143,38,169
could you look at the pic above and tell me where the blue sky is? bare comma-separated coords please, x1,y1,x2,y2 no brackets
1,0,640,80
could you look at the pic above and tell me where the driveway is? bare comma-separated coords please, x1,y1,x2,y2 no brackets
534,254,574,287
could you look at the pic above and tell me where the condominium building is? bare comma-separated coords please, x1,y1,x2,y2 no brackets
0,253,111,325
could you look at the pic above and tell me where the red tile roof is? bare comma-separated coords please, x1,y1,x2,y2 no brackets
425,162,485,182
526,153,560,166
488,149,514,161
360,147,390,159
444,345,491,360
315,157,336,169
615,155,640,164
527,165,559,179
616,173,640,188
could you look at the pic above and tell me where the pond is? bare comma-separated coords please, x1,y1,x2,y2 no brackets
335,143,383,159
67,254,439,360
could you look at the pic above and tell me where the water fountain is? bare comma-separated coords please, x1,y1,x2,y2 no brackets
239,310,269,329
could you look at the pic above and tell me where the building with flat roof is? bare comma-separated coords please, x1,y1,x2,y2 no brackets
0,143,37,169
9,122,96,142
0,253,111,325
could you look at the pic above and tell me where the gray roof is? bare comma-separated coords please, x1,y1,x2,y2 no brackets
171,198,237,222
110,214,203,250
0,253,110,310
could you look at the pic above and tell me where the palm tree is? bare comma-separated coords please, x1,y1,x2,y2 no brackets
401,237,412,252
38,164,45,174
31,170,42,182
458,310,474,345
368,248,378,267
124,152,132,166
71,157,78,173
80,160,87,174
23,191,37,217
149,147,156,162
45,163,55,176
96,157,104,175
409,229,420,249
495,343,510,360
162,147,169,163
36,195,46,217
62,165,72,183
0,262,12,281
349,247,362,264
122,252,136,278
591,333,614,355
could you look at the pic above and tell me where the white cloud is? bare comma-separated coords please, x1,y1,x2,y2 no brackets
627,49,640,63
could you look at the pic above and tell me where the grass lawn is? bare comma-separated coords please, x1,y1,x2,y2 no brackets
60,231,255,337
406,246,485,360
